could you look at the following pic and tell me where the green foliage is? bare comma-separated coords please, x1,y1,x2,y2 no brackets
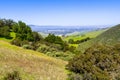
11,21,43,47
36,43,75,60
0,26,11,38
0,18,76,61
0,19,15,39
45,34,55,43
11,38,29,46
47,51,74,60
12,23,19,32
11,20,43,47
68,39,74,44
0,19,35,42
68,73,83,80
68,37,91,44
22,44,33,49
14,21,33,41
11,38,22,46
32,31,43,42
3,71,21,80
45,34,63,44
37,44,49,53
0,19,14,28
67,43,120,80
45,34,72,52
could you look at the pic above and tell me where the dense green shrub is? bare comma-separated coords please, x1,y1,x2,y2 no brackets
0,26,11,38
45,34,70,51
3,71,21,80
37,44,49,53
45,34,63,44
68,73,83,80
68,37,91,44
68,39,74,44
32,31,43,42
14,21,34,41
0,19,15,39
22,44,33,49
67,43,120,80
11,39,29,47
8,20,43,48
11,38,22,46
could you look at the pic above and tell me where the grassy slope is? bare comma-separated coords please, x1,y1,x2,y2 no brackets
64,29,107,41
94,24,120,44
0,40,67,80
77,24,120,53
77,39,94,53
64,29,107,48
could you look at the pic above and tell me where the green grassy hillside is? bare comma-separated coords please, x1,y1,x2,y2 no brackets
64,28,107,48
77,24,120,53
64,29,107,41
0,40,67,80
94,24,120,44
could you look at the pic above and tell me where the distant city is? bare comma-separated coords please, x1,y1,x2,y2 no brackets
29,25,113,36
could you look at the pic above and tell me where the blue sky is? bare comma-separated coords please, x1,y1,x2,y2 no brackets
0,0,120,26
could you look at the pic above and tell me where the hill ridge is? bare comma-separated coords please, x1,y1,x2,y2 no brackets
77,24,120,52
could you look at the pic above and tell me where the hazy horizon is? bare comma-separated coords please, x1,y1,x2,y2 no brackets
0,0,120,26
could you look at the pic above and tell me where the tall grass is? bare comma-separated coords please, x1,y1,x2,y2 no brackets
0,40,67,80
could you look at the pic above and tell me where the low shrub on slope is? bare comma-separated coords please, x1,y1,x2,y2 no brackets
67,43,120,80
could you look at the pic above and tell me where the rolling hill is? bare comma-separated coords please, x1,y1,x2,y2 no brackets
94,24,120,44
64,28,108,47
0,40,67,80
77,24,120,53
64,28,107,41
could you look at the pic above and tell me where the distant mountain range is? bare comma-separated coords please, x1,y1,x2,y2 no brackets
29,25,113,36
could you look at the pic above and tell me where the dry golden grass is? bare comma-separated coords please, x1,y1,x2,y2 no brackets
0,40,67,80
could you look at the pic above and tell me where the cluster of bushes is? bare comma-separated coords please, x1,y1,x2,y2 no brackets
3,71,21,80
45,34,63,44
0,18,77,60
36,43,75,60
45,34,71,51
11,21,43,46
33,41,76,60
68,37,91,44
67,43,120,80
15,32,76,60
0,19,14,39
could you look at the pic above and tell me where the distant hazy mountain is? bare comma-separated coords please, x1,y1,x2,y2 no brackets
29,25,112,36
